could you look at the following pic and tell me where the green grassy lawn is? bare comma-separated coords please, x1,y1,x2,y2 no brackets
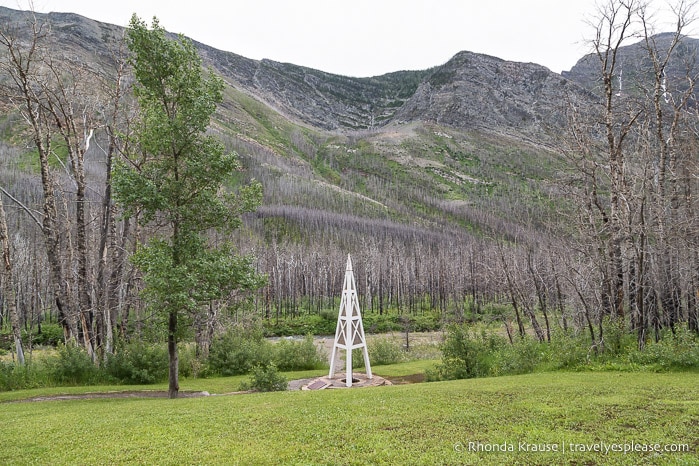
1,370,697,465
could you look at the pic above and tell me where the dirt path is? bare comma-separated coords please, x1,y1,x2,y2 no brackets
10,390,213,402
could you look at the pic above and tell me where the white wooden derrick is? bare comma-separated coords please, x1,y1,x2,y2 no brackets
328,254,372,387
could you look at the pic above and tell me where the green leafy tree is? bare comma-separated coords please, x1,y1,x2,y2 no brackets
114,15,264,398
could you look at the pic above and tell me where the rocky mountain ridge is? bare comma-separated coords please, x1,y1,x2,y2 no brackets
198,39,597,143
0,6,596,143
4,6,698,143
563,32,699,101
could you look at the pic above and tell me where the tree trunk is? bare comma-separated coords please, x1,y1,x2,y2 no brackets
168,309,179,399
74,146,95,358
40,141,79,342
0,195,24,364
498,245,525,339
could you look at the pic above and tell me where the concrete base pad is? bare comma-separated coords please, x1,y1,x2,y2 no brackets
301,373,391,390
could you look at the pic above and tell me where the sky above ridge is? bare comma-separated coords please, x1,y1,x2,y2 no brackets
0,0,693,77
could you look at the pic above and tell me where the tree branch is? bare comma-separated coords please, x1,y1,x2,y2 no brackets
0,186,43,228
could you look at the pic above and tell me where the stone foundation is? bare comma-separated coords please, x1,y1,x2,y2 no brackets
301,373,391,390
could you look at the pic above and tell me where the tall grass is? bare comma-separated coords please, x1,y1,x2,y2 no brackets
428,322,699,381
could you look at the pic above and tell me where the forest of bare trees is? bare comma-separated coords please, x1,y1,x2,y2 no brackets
0,9,135,360
562,0,699,349
0,0,697,366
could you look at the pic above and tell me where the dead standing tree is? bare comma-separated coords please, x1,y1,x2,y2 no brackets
0,14,79,344
0,10,119,355
564,0,699,343
638,3,699,334
0,191,24,363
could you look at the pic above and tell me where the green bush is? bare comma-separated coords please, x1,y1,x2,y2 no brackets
319,309,337,322
368,337,407,365
0,357,56,392
363,314,402,333
207,327,273,376
546,330,590,369
48,344,100,385
480,303,511,319
0,333,10,351
240,362,287,392
178,344,208,379
628,327,699,369
105,341,168,384
273,335,327,371
0,361,31,391
262,314,336,337
491,336,548,376
261,310,442,337
28,323,65,347
599,317,636,358
427,325,502,381
408,314,441,332
2,323,66,349
208,326,329,375
429,320,699,382
350,347,370,369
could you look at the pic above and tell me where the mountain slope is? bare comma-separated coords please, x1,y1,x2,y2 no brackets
393,51,595,147
563,32,699,102
0,5,589,245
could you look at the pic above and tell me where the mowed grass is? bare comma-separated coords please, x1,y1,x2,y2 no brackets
1,370,697,465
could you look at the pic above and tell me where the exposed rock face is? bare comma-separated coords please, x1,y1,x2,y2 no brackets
393,51,595,143
199,45,433,131
203,46,596,143
203,42,598,141
5,6,696,144
0,8,124,65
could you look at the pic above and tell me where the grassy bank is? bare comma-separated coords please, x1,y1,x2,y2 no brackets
1,371,697,465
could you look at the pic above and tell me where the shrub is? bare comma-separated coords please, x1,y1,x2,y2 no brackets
350,347,370,369
273,335,327,371
319,309,337,322
0,356,58,391
262,314,336,337
628,327,699,369
240,362,287,392
105,341,168,384
1,323,66,349
48,344,100,385
427,325,502,381
368,337,407,365
491,336,548,376
363,314,401,333
178,344,208,379
546,330,590,370
28,323,65,347
207,327,273,376
0,333,10,351
0,361,30,391
599,317,635,358
408,314,441,332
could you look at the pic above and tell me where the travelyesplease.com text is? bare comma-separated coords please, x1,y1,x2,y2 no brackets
454,440,691,455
